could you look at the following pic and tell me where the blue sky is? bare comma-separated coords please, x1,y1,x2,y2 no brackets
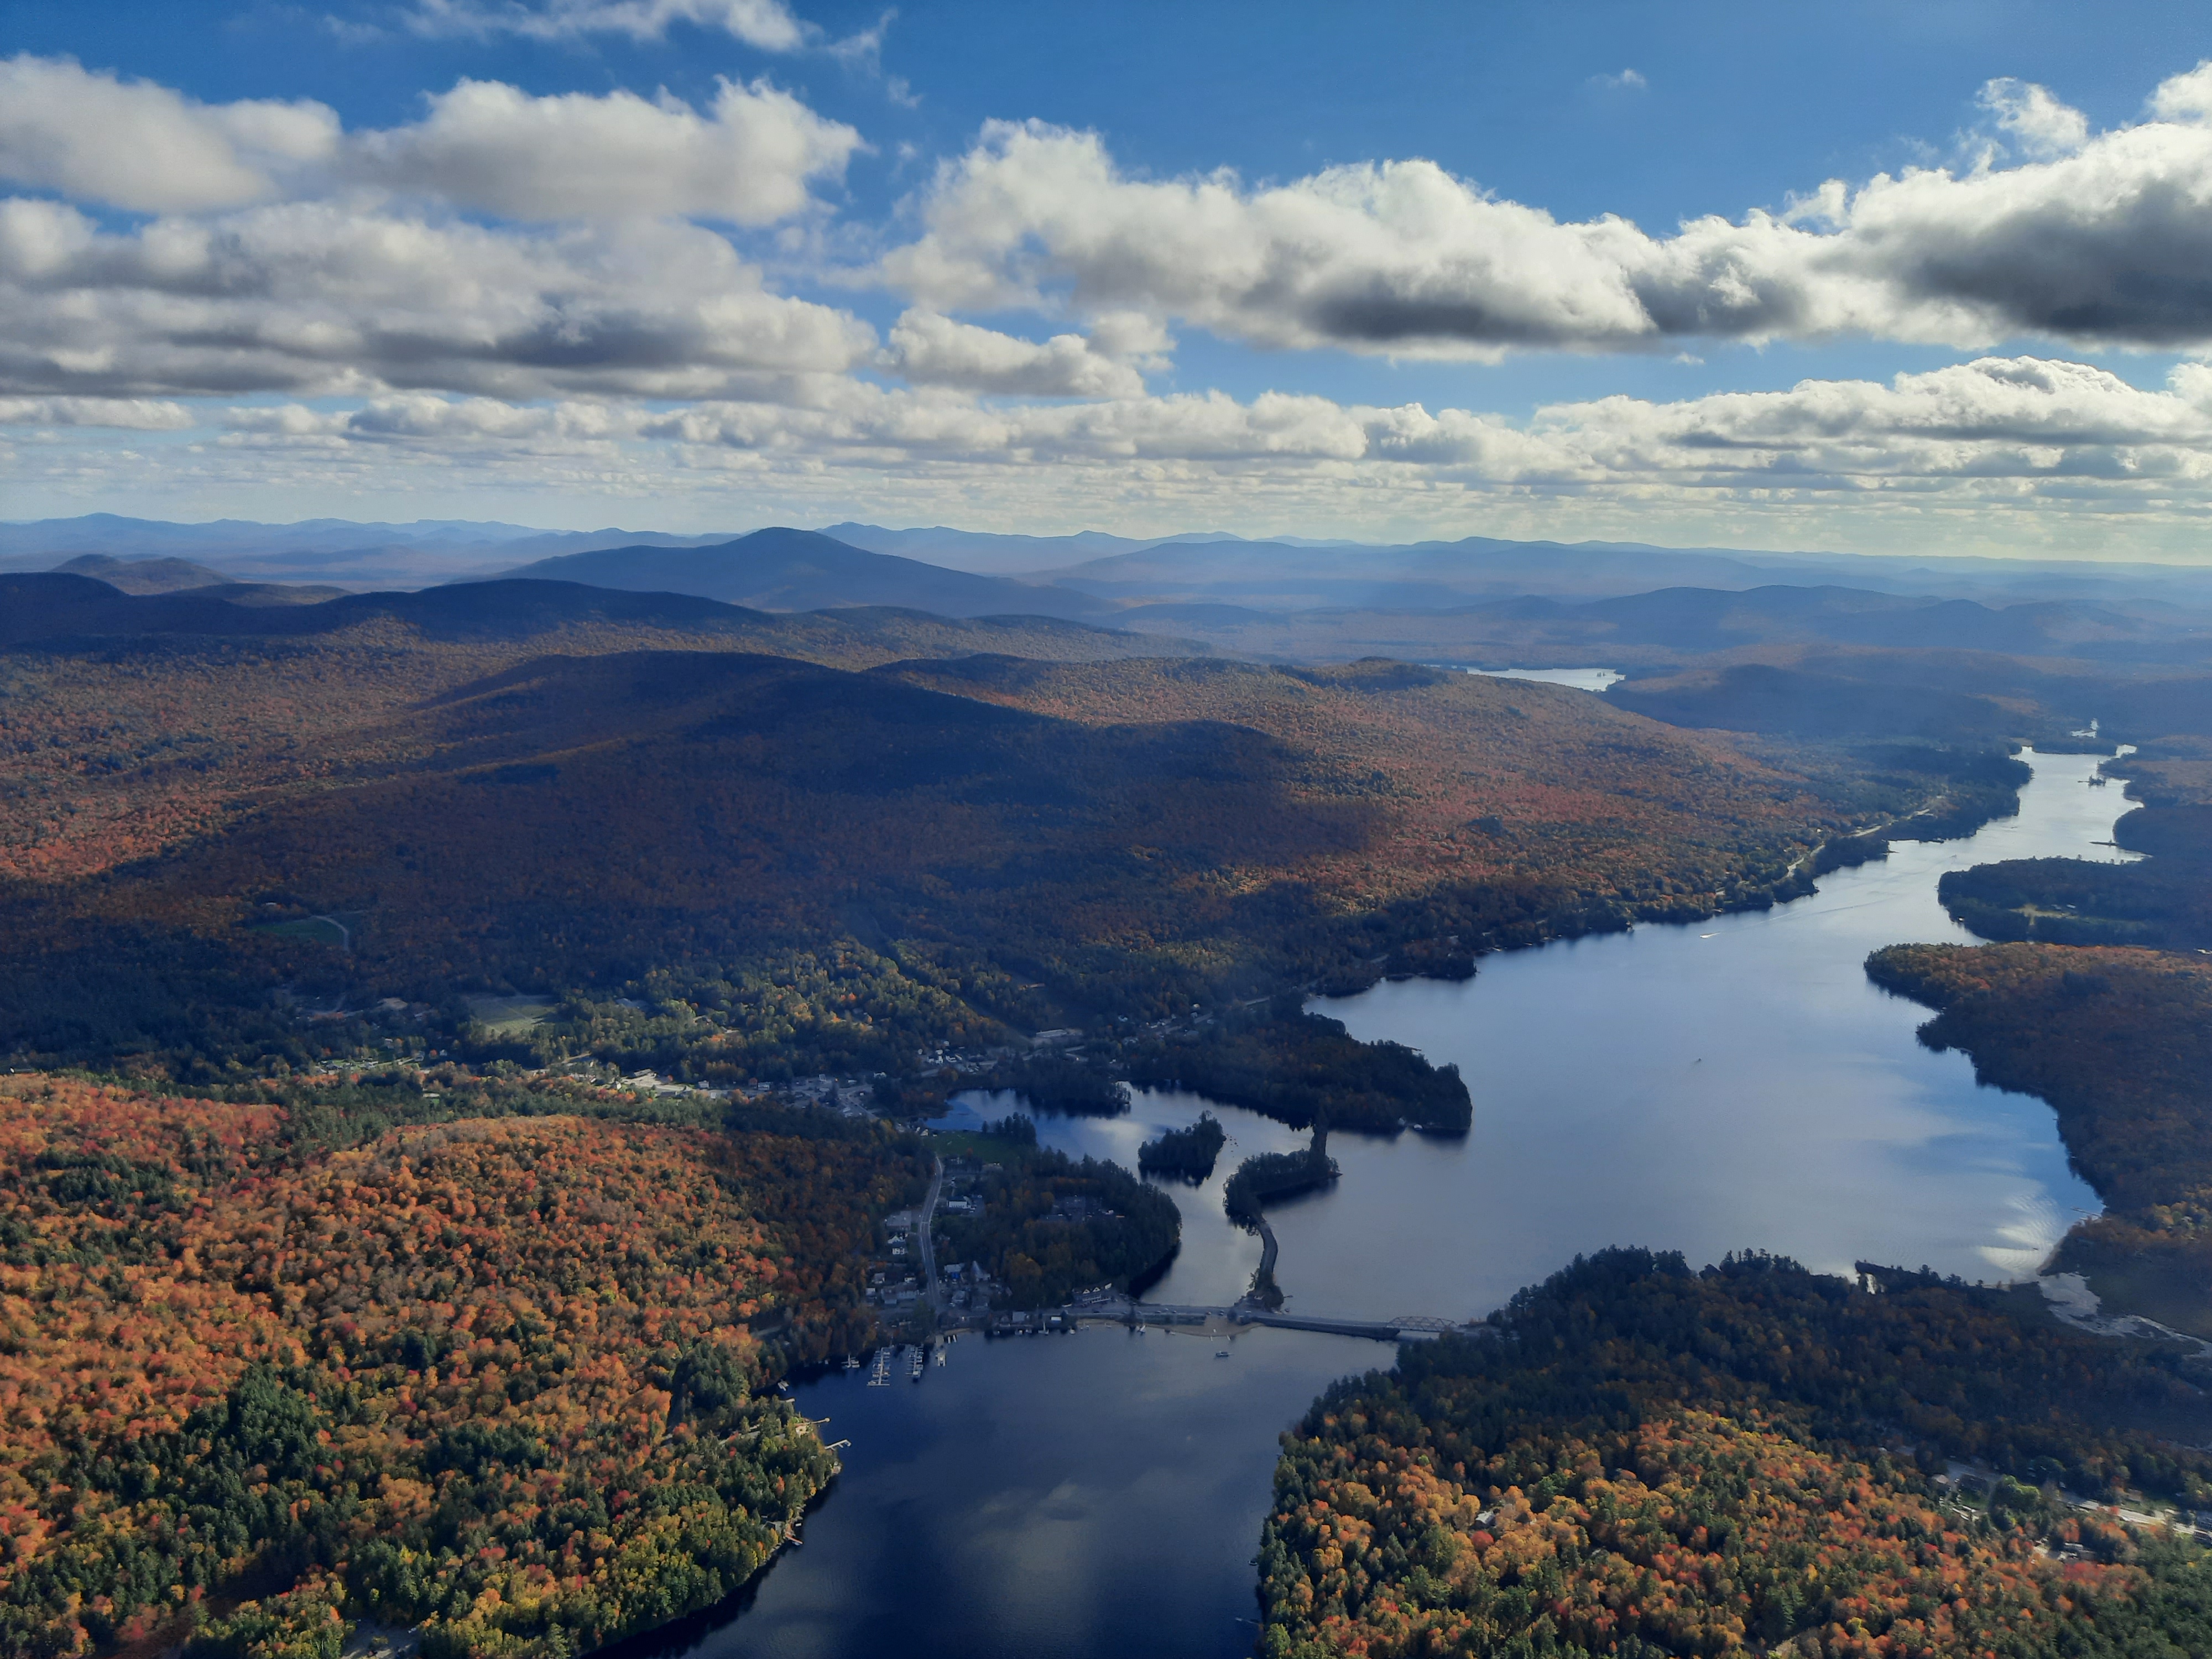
7,1,2212,555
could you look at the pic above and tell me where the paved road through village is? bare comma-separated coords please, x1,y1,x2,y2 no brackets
917,1155,945,1316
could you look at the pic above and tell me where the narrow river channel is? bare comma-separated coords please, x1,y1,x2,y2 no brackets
682,744,2133,1659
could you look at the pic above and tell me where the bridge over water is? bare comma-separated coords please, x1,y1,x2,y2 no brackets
926,1154,1481,1344
1078,1297,1485,1344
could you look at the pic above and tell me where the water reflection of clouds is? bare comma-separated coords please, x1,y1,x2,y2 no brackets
1981,1191,2074,1280
958,1476,1104,1639
714,1329,1386,1659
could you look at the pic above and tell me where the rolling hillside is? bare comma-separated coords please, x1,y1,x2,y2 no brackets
0,635,1862,1081
0,576,1195,883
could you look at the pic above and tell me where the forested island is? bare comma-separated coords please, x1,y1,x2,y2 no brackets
1129,1006,1472,1135
1223,1131,1342,1224
1137,1112,1227,1180
1259,1249,2212,1659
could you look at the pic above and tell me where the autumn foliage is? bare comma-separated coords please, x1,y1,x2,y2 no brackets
1266,1405,2174,1658
1259,1250,2212,1659
0,1073,919,1658
1,636,1872,1086
0,601,1169,883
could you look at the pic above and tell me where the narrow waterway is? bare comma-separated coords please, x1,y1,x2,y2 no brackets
662,1327,1375,1659
687,745,2133,1658
1303,745,2126,1317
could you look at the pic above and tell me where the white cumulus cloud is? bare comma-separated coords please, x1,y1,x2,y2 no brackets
0,395,193,428
0,55,339,213
0,201,875,399
469,352,2212,493
354,79,860,223
0,59,858,228
881,311,1145,397
25,53,2212,557
404,0,812,49
2150,60,2212,123
1977,78,2090,158
882,70,2212,356
30,354,2212,557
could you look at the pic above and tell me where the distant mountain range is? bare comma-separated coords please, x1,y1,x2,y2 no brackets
0,572,780,645
813,521,1368,573
0,572,1186,661
1047,537,1796,607
0,514,732,588
15,557,2204,680
11,513,2212,622
13,557,2212,759
486,527,1111,620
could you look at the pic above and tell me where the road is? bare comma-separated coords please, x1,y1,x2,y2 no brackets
917,1155,945,1317
1248,1221,1283,1301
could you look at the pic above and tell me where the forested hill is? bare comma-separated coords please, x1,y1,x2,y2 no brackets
1259,1249,2212,1659
1,572,773,644
0,587,1188,884
488,526,1110,619
1931,793,2212,954
0,631,1869,1082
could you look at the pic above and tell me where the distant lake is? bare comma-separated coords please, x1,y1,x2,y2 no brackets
1465,666,1623,691
688,747,2130,1658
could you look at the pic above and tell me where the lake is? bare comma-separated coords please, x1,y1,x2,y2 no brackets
686,745,2131,1658
1464,666,1624,692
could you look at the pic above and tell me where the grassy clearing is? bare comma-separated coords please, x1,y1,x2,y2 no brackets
926,1129,1034,1163
466,993,556,1036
